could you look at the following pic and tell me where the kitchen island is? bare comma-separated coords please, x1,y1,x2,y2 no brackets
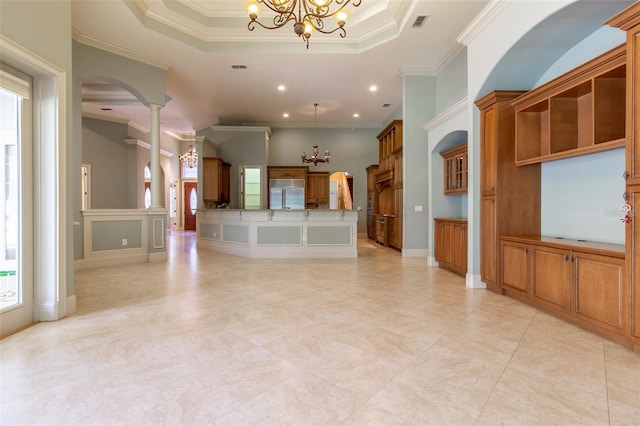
196,209,358,258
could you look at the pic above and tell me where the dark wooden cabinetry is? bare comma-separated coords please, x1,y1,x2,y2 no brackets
374,120,402,250
500,236,625,338
476,91,540,292
434,218,467,277
306,171,329,205
440,143,468,194
366,165,379,239
203,157,231,204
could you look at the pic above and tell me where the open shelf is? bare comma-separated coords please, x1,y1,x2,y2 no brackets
512,44,626,165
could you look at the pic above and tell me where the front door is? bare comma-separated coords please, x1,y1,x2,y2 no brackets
184,182,197,231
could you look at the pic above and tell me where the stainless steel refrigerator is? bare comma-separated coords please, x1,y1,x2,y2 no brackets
269,178,305,209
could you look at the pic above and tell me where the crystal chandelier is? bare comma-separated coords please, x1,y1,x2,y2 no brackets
302,103,330,165
245,0,362,49
179,145,198,168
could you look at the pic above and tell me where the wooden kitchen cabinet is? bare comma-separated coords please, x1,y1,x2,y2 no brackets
434,218,467,277
511,45,626,166
500,239,529,298
440,143,468,194
306,171,329,205
500,236,625,339
531,244,572,314
607,2,640,351
267,166,307,180
366,165,379,240
373,120,403,250
476,91,540,292
203,157,231,204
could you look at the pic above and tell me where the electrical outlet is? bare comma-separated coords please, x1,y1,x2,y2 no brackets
122,238,128,246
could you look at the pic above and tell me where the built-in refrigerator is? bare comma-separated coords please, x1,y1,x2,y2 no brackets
269,178,305,209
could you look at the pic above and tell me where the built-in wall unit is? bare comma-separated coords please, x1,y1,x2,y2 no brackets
372,120,403,250
608,1,640,353
477,33,636,349
433,142,468,277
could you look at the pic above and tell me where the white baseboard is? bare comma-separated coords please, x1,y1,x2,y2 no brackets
402,248,428,257
427,256,439,267
466,273,486,289
38,301,59,321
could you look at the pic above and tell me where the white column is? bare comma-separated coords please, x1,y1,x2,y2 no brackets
149,103,162,209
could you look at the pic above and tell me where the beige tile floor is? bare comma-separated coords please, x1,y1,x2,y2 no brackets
1,232,639,425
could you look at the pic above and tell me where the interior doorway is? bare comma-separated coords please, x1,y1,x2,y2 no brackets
184,182,197,231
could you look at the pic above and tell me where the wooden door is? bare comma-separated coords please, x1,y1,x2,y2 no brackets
434,220,445,263
630,190,640,342
184,182,197,231
531,244,571,313
480,105,497,196
453,222,467,275
500,240,529,298
481,196,498,291
573,251,625,335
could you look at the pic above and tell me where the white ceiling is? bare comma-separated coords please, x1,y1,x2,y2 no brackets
73,0,490,139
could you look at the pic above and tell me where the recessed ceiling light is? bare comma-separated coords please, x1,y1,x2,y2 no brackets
278,84,286,91
369,85,378,92
353,113,359,118
283,113,289,118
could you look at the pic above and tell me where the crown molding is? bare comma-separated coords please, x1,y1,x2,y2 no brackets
125,138,173,157
433,43,466,75
423,97,468,131
72,28,171,70
211,125,272,136
456,0,512,46
397,67,437,78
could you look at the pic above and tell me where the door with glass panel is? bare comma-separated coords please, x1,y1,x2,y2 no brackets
0,69,33,335
184,182,197,231
241,166,261,209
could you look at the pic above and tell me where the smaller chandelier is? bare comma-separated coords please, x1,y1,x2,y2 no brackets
246,0,362,49
179,145,198,168
302,103,330,165
302,144,330,166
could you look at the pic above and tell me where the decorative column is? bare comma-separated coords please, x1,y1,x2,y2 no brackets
150,103,162,209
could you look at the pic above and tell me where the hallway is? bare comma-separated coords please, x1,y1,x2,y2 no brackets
1,232,638,425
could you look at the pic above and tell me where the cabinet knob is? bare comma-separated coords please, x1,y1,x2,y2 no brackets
623,171,630,180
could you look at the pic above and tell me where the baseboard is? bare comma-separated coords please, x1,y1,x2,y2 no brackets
466,273,486,289
38,301,59,321
427,256,439,267
402,248,428,257
74,253,150,270
149,251,167,263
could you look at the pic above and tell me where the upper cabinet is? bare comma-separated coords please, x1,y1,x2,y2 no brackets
377,119,403,173
511,45,626,166
203,157,231,205
306,171,329,205
440,143,468,194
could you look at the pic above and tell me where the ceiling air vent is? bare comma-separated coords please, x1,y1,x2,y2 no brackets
412,15,429,28
231,64,247,70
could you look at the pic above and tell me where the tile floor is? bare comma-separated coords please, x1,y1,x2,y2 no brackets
1,232,639,425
